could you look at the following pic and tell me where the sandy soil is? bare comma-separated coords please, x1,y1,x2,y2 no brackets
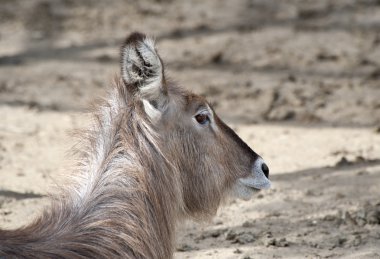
1,0,380,258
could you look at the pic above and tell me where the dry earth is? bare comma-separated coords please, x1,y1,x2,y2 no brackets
1,0,380,258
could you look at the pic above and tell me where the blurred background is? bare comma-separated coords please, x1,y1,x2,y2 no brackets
0,0,380,258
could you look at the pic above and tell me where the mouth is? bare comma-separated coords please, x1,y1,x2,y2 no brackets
234,158,271,200
239,177,271,190
245,186,262,194
245,185,261,191
233,180,263,200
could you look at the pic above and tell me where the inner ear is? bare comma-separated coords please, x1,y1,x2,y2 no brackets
121,32,168,112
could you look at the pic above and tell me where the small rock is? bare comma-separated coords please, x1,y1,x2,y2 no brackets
245,80,252,87
236,232,255,244
369,68,380,79
342,211,357,226
287,74,297,82
336,156,351,167
305,190,316,196
266,238,276,247
276,237,289,247
307,220,318,226
176,244,195,252
356,170,369,176
210,52,223,64
265,237,289,247
257,193,264,199
225,230,237,241
233,248,243,254
331,237,347,249
316,52,339,61
337,237,347,247
268,211,281,217
310,242,319,249
242,221,255,228
366,210,380,224
323,215,336,221
359,58,374,66
196,228,227,240
210,229,225,238
355,156,366,162
1,210,12,216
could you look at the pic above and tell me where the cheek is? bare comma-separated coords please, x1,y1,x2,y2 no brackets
211,140,243,180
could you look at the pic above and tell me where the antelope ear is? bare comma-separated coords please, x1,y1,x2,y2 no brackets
121,32,167,119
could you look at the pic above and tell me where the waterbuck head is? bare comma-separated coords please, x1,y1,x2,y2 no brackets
121,32,271,218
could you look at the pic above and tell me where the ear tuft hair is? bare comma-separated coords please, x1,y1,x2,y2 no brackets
120,32,166,101
124,32,146,47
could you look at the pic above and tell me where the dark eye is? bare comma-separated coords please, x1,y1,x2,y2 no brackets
195,113,210,125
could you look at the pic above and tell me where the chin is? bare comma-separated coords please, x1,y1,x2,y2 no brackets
232,181,261,201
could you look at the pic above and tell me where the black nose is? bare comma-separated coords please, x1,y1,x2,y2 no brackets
262,163,269,178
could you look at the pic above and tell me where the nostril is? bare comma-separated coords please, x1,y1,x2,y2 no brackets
261,163,269,178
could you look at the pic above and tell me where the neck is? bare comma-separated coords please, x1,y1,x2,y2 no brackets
0,83,181,259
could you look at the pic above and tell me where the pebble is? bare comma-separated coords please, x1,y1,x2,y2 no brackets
266,237,289,247
236,232,255,244
176,244,195,252
242,220,255,228
225,230,255,244
225,230,237,241
196,228,227,240
233,248,243,254
366,210,380,224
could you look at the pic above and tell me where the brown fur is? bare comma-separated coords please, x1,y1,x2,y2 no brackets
0,33,262,259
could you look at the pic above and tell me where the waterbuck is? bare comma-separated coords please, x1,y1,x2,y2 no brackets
0,32,271,258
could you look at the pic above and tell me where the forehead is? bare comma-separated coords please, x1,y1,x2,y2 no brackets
185,93,208,111
167,83,209,112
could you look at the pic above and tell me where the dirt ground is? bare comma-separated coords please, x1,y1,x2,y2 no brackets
1,0,380,258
